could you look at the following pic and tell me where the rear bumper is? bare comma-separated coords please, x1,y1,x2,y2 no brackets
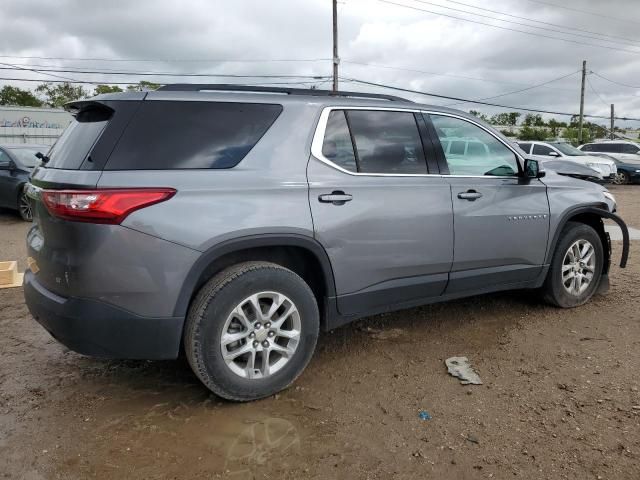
23,270,184,359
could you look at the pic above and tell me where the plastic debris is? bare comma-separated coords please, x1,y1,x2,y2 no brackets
445,357,483,385
418,410,432,420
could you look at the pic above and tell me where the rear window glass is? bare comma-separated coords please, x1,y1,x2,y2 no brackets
346,110,428,174
8,148,41,167
105,101,282,170
322,111,357,171
46,107,111,169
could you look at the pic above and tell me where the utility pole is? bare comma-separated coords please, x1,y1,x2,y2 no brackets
610,104,615,140
332,0,339,92
578,60,586,143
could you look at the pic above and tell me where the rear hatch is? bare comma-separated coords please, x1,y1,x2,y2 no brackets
27,94,144,297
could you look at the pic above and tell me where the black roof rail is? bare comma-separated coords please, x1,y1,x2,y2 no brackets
156,83,411,102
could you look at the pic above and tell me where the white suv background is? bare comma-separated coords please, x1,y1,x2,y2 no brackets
579,140,640,165
519,141,617,179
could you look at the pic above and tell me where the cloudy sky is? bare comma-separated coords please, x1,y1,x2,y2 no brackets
1,0,640,125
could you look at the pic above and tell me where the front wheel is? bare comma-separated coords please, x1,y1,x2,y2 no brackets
542,222,603,308
184,261,319,401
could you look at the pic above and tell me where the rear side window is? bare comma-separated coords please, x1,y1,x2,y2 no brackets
517,142,532,154
348,110,427,174
46,107,111,169
598,143,622,153
320,110,428,174
532,144,555,156
622,144,639,154
322,111,357,171
106,101,282,170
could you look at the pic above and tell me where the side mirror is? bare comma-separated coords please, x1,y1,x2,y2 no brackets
548,151,560,157
524,158,545,178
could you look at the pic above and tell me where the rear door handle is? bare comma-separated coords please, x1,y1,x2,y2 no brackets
457,190,483,201
318,191,353,205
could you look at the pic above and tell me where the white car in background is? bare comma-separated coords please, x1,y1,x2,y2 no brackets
578,140,640,165
517,141,617,180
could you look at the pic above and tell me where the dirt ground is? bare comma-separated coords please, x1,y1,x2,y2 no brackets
1,186,639,480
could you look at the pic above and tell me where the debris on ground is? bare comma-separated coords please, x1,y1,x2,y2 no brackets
445,356,483,385
418,410,432,420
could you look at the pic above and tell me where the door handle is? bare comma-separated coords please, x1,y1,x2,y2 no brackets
457,190,483,201
318,191,353,205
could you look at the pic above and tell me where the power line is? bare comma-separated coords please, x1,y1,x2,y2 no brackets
411,0,640,48
0,66,329,80
522,0,640,27
590,71,640,89
0,77,336,87
341,76,640,121
376,0,640,55
0,54,332,64
586,76,610,108
0,61,83,83
433,0,640,45
341,60,576,92
446,70,580,106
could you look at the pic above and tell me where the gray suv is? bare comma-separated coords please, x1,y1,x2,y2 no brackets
23,85,629,401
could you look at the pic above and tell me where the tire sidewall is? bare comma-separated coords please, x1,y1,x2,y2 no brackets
191,267,319,400
549,223,603,307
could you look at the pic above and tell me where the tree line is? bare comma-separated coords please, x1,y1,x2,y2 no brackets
0,82,160,109
468,109,620,143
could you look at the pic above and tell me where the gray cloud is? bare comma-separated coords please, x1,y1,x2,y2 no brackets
1,0,639,125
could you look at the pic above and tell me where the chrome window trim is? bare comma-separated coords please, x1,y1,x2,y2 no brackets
310,106,524,178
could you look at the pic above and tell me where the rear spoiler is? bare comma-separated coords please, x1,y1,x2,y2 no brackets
64,92,147,116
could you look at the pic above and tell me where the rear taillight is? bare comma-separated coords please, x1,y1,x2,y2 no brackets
41,188,176,224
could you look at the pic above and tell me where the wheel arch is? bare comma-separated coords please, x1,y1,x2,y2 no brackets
546,205,629,271
174,234,337,322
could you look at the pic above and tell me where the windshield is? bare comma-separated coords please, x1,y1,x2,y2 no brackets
7,147,42,167
551,142,585,156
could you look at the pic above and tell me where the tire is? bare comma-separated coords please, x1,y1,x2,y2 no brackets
18,184,33,222
613,172,629,185
184,261,319,401
542,222,603,308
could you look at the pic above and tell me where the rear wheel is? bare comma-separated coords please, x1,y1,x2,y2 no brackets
18,185,32,221
543,222,603,308
184,261,319,401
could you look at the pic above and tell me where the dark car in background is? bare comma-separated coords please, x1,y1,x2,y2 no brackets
611,159,640,184
581,151,640,185
0,144,47,221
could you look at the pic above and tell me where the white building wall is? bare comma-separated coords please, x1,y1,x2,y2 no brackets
0,106,73,145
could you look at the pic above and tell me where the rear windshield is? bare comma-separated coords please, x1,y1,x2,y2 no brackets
45,107,111,169
105,101,283,170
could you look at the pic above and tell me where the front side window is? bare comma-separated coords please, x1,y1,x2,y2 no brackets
430,115,519,176
581,144,593,152
532,144,556,156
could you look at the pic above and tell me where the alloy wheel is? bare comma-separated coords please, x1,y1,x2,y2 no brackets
220,291,301,379
561,239,596,296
